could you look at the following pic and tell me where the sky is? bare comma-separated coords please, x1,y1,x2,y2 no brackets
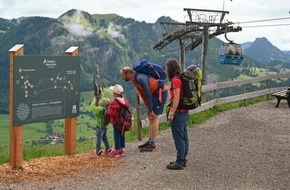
0,0,290,50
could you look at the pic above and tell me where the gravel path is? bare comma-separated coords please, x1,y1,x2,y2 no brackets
1,99,290,190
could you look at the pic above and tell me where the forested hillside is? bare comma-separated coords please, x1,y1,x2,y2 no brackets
0,9,285,113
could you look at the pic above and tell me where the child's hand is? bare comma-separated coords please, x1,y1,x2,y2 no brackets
148,111,157,120
103,98,111,106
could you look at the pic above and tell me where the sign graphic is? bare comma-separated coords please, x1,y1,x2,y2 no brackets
13,56,80,125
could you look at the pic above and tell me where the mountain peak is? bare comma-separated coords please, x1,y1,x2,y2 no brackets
59,9,89,18
244,37,290,64
58,9,95,25
57,9,97,37
252,37,273,47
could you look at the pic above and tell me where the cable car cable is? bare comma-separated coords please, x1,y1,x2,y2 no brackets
238,16,290,24
239,23,290,28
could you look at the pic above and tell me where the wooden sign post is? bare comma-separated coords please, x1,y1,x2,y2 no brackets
9,45,79,168
64,46,79,154
9,44,24,169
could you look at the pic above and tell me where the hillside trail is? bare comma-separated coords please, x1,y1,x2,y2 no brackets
1,99,290,190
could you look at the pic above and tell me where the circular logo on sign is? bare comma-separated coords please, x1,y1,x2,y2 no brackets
16,103,30,121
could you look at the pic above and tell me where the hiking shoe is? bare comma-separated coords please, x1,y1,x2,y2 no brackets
107,150,120,158
169,161,186,167
138,141,150,149
97,150,103,155
166,162,184,170
118,149,125,156
139,145,157,152
105,149,112,155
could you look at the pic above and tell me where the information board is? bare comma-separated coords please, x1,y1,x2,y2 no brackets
13,56,80,125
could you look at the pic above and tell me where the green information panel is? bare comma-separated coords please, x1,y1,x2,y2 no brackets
13,56,80,125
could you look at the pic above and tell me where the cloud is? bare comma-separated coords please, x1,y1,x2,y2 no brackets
64,23,93,37
61,10,93,38
107,23,125,41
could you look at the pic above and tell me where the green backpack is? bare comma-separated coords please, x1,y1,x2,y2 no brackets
178,65,202,110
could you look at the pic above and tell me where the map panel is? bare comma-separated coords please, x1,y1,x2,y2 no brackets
13,56,80,125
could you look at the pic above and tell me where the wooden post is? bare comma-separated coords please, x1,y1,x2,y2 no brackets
213,89,217,113
9,44,24,169
242,84,246,106
64,46,78,154
266,79,270,100
136,93,142,141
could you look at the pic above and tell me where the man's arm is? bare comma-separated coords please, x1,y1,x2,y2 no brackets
136,74,153,112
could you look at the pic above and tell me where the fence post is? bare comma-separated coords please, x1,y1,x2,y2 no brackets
226,87,230,97
9,44,24,169
64,46,78,154
242,84,246,106
266,79,270,100
213,89,217,112
136,93,142,141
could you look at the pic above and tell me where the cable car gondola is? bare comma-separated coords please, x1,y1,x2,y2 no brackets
218,32,243,65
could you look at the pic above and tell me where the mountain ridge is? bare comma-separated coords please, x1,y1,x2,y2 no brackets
0,9,289,113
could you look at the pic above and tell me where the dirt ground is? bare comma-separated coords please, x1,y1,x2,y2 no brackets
0,151,117,184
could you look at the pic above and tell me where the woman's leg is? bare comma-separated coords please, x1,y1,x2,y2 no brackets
170,112,188,165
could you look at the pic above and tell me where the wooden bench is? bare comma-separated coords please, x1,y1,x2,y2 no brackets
272,89,290,108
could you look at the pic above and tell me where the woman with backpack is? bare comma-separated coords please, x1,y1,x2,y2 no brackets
105,84,130,157
165,58,189,170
